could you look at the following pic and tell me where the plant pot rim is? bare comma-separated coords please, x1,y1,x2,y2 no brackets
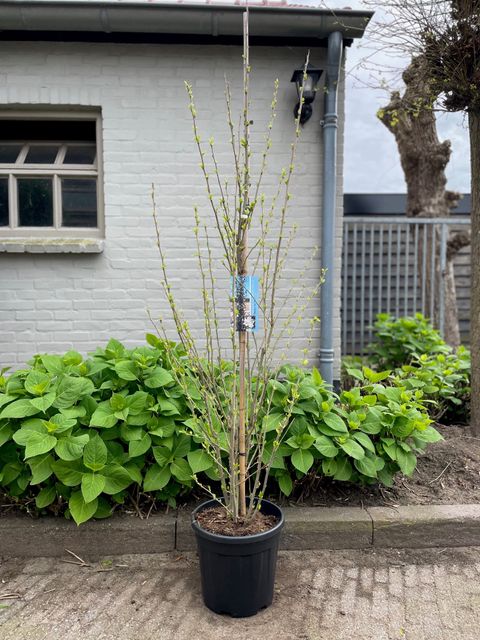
191,498,284,545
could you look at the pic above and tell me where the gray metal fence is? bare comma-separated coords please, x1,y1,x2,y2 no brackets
341,216,471,355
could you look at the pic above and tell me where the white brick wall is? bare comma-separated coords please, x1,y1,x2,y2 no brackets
0,42,345,376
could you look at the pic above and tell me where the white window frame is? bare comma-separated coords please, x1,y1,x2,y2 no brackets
0,110,103,240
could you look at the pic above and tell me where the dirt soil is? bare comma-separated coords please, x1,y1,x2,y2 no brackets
284,424,480,508
195,505,278,536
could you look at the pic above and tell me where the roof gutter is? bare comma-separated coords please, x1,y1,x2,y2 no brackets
0,1,373,41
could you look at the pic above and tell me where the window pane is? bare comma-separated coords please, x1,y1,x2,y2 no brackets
0,178,8,226
0,120,96,142
18,178,53,227
62,179,97,228
25,145,60,164
0,144,22,163
63,145,96,165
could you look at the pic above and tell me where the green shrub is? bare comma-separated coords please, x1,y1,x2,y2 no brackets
0,338,445,522
351,313,471,422
0,338,206,524
395,347,470,422
263,365,442,495
369,313,450,370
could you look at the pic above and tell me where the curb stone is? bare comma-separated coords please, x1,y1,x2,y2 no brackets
1,504,479,559
366,504,480,548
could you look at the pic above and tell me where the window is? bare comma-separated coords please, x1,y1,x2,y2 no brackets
0,114,102,240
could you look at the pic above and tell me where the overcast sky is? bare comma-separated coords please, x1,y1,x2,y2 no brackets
298,0,471,194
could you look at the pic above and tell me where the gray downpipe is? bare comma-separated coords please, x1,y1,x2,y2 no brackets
319,30,343,386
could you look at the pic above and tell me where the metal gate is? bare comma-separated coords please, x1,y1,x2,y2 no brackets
341,216,471,355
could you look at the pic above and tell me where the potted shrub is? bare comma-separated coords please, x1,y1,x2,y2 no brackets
151,11,322,617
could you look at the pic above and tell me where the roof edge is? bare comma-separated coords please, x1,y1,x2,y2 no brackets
0,1,374,41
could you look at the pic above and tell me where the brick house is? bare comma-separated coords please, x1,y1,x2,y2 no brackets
0,0,371,384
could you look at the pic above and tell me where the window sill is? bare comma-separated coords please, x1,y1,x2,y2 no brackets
0,238,104,254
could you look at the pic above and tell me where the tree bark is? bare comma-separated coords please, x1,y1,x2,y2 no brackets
469,108,480,435
378,55,467,346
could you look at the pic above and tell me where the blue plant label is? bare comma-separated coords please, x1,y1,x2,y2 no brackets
232,275,259,333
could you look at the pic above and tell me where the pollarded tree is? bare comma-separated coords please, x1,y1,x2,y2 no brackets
377,53,469,347
363,0,480,431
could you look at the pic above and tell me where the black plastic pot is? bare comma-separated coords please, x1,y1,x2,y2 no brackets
191,499,284,618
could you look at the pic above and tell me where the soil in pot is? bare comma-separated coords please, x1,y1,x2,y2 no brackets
195,505,278,536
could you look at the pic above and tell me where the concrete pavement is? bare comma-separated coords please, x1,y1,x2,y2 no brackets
1,547,480,640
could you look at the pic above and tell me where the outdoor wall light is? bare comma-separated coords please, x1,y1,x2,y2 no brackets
291,64,323,125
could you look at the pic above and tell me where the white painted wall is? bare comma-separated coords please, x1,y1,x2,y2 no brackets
0,41,344,377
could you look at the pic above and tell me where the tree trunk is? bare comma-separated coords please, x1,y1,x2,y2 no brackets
378,55,466,345
469,108,480,435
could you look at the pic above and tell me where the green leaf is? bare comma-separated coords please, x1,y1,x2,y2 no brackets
63,350,83,366
51,460,84,486
110,393,126,412
102,464,133,495
35,485,57,509
396,449,417,476
354,456,378,479
128,433,151,458
27,453,54,484
126,391,149,415
24,371,51,396
81,473,106,503
322,413,348,433
55,434,89,461
187,449,213,474
377,468,395,487
69,491,98,525
90,403,117,429
322,458,337,476
44,413,76,434
0,422,13,447
311,367,323,387
359,408,383,434
262,413,286,432
156,398,180,416
144,464,171,491
333,458,353,481
314,436,338,458
114,360,138,381
29,392,56,413
413,426,444,443
144,367,174,389
53,376,94,410
291,448,314,474
352,432,375,453
120,423,143,442
0,394,16,410
124,462,143,485
83,435,108,472
338,439,365,460
153,446,172,467
0,399,40,420
24,432,57,460
93,496,113,519
170,458,192,483
277,472,293,496
363,367,391,383
345,367,364,381
41,355,64,374
172,434,191,459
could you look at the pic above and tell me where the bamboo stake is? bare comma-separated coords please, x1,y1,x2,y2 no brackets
238,9,250,519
